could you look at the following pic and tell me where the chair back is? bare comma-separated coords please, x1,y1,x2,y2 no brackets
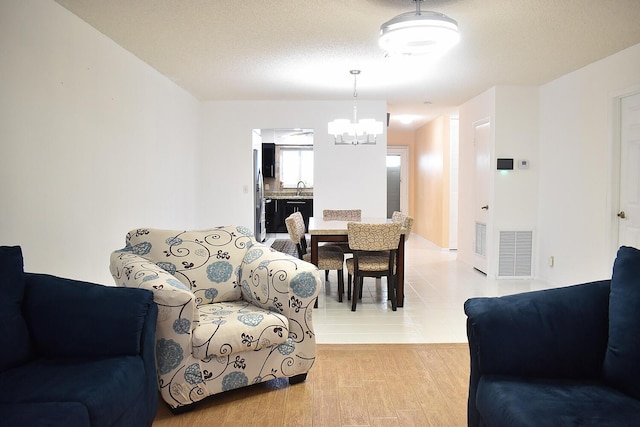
391,211,404,223
391,211,414,241
285,214,305,258
123,226,254,304
323,209,362,221
347,222,402,251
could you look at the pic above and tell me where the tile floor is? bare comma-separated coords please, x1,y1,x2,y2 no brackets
267,232,555,344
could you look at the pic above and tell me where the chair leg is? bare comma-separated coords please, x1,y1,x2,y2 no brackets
337,268,344,302
325,270,329,281
347,274,352,301
351,278,358,311
351,276,362,311
387,274,397,311
289,373,308,384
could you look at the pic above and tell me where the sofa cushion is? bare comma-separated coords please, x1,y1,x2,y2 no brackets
603,245,640,399
0,402,90,427
477,375,640,427
190,301,289,359
23,274,153,358
124,226,254,304
0,356,146,427
0,246,32,371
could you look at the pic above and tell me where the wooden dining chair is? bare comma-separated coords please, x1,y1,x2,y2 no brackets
285,214,346,303
345,221,403,311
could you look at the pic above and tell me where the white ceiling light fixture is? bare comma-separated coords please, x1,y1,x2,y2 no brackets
379,0,460,56
328,70,383,145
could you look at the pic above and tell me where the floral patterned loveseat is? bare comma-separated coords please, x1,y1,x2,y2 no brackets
109,226,321,412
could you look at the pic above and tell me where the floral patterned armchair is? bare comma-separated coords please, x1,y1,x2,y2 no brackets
109,226,321,412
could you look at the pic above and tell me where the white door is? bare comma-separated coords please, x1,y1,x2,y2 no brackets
473,121,491,274
618,93,640,248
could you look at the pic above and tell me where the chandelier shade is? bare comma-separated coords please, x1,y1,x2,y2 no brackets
379,1,460,56
328,70,384,145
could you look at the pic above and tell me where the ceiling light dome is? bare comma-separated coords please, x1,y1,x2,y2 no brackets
379,1,460,56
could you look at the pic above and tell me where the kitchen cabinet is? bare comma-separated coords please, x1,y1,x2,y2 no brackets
283,199,313,232
262,143,276,178
265,199,276,233
265,198,313,233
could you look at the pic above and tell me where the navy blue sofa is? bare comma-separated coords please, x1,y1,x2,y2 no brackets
464,245,640,426
0,246,158,427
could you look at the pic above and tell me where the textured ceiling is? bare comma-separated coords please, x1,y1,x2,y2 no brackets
54,0,640,129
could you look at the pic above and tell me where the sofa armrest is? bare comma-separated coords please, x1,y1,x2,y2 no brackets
464,280,610,427
110,251,196,353
465,280,610,378
239,243,321,340
23,273,157,359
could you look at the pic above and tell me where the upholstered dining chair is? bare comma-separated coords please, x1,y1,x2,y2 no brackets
322,209,362,255
345,221,403,312
391,211,414,241
323,209,362,221
285,214,346,302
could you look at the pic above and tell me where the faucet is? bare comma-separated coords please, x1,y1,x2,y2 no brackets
296,180,306,196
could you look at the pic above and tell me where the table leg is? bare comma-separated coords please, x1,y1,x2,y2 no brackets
310,235,319,267
397,234,405,307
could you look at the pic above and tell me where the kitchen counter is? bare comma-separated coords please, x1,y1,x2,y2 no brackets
265,191,313,200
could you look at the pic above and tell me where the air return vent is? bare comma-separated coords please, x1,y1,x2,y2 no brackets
498,231,533,277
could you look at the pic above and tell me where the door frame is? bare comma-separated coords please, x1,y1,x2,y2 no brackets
608,86,640,264
387,146,410,215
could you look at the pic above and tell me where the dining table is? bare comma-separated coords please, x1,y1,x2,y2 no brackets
308,217,407,307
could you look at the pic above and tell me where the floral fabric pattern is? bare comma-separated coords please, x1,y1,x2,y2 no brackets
192,300,288,359
322,209,362,221
110,226,321,411
124,226,254,304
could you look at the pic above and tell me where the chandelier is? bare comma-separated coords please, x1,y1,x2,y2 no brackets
328,70,384,145
379,0,460,56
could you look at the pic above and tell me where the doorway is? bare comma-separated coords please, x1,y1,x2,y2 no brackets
617,92,640,249
387,146,409,218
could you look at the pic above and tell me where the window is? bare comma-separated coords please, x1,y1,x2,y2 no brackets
280,147,313,188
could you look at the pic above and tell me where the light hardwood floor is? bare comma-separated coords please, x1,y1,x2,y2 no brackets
153,343,470,427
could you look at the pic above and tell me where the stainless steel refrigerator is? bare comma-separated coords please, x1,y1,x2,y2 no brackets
253,149,266,242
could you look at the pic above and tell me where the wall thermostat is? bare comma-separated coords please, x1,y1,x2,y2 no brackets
497,158,514,170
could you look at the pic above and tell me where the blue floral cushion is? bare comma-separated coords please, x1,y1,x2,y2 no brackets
191,301,289,359
0,246,32,371
603,245,640,399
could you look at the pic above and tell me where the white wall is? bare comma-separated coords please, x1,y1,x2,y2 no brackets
493,86,540,276
537,42,640,286
0,0,200,284
196,100,388,229
458,86,539,278
458,43,640,285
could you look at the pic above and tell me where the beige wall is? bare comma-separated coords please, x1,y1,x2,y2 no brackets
388,118,452,247
415,117,451,247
